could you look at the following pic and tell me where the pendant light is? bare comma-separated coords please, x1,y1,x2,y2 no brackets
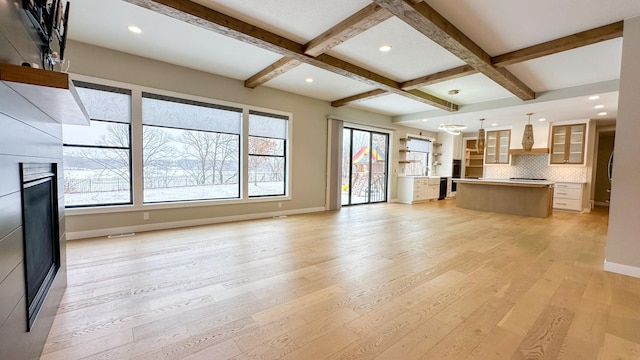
477,119,485,154
522,112,534,151
438,90,466,135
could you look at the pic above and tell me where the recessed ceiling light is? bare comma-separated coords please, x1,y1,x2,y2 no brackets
305,77,313,83
491,123,498,126
598,112,608,116
379,44,392,52
128,25,142,34
422,119,428,122
594,104,604,109
538,118,546,122
589,95,600,100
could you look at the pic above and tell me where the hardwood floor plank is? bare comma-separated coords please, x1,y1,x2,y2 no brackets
41,202,640,359
598,333,640,359
465,325,523,360
375,317,453,360
180,339,242,360
325,310,427,359
279,325,359,360
420,297,515,360
511,305,575,360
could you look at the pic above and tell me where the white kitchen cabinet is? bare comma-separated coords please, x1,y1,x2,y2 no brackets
553,182,584,211
398,176,440,204
427,183,439,200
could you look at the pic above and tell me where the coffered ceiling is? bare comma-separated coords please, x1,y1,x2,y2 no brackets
67,0,640,132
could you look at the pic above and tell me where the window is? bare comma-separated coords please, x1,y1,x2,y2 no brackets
405,138,432,176
62,82,132,207
142,93,241,203
63,79,290,208
248,111,288,197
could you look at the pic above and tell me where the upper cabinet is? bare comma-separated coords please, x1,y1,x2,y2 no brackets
550,123,586,164
485,129,511,164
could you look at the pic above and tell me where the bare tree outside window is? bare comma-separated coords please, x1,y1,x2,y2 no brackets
248,111,288,197
141,93,242,202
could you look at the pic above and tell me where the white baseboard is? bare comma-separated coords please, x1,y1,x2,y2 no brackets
604,259,640,279
66,206,326,240
594,201,610,207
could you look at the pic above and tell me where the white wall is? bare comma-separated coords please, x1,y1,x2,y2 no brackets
605,16,640,277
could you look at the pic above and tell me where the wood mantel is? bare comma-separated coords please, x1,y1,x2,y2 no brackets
0,63,89,125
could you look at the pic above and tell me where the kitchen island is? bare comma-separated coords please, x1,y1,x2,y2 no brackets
455,178,555,218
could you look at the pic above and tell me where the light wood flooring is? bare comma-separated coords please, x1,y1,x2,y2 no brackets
42,200,640,359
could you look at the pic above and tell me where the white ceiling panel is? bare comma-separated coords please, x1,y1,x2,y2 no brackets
419,73,514,105
327,17,466,82
506,39,623,92
264,63,377,102
193,0,372,43
68,0,282,80
349,94,438,117
426,0,640,55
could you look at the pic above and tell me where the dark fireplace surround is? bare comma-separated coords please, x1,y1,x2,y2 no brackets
20,163,60,331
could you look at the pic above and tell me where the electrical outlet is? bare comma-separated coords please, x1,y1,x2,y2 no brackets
143,212,149,220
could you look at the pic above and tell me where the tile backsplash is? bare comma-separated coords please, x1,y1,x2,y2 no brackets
484,154,588,182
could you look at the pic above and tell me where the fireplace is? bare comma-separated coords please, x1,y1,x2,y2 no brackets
20,163,60,331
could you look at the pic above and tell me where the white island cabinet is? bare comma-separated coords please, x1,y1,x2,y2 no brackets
398,176,440,204
553,182,584,211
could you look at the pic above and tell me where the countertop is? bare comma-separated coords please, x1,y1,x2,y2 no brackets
398,175,441,179
454,178,555,188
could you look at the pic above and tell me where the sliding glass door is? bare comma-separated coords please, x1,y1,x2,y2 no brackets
341,128,389,206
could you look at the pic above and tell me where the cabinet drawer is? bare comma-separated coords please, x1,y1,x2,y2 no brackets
553,198,581,211
554,187,582,199
555,182,582,190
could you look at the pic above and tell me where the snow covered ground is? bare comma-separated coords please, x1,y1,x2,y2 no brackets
65,182,285,206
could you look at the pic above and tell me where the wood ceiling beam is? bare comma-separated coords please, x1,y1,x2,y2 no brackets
400,65,477,90
492,21,623,67
373,0,535,100
331,89,388,107
123,0,455,111
333,21,622,107
244,57,301,89
304,4,393,57
245,4,392,90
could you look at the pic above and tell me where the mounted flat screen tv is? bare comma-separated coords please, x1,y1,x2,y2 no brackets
22,0,70,67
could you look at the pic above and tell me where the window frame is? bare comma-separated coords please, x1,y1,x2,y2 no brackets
247,110,289,198
141,92,243,204
404,136,432,176
63,82,133,208
63,75,292,214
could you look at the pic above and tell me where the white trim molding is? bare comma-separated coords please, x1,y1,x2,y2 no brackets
604,259,640,278
66,207,326,240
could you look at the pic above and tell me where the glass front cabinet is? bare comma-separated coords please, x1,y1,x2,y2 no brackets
550,124,586,164
485,129,511,164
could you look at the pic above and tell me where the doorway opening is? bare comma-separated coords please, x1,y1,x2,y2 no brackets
341,128,389,206
594,130,615,207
